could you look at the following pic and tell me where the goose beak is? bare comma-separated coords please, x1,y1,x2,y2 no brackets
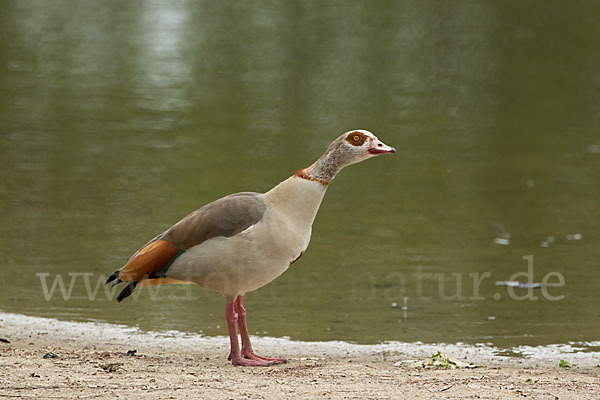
368,137,396,155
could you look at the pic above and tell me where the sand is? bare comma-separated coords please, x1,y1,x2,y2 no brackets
1,312,599,399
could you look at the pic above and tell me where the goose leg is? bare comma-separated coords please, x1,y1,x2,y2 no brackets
234,295,287,363
225,302,273,366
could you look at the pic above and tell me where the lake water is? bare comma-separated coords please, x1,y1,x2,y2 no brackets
1,0,599,350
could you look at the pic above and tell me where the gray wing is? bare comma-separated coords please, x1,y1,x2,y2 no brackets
160,192,267,250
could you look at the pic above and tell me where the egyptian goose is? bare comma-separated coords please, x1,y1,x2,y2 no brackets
106,130,395,366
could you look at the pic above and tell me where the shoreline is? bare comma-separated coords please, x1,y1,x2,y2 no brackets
1,311,599,399
1,311,598,368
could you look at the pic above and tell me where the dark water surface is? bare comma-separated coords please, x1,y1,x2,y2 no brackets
1,1,599,348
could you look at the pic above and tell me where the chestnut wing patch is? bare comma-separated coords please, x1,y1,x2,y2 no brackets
117,240,181,282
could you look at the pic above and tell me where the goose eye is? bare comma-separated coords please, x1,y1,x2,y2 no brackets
353,135,360,142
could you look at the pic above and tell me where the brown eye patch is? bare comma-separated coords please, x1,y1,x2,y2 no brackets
345,131,367,146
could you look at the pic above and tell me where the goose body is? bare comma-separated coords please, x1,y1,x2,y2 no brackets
168,177,326,299
106,129,395,366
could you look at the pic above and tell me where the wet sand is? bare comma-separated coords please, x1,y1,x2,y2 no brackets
1,312,598,399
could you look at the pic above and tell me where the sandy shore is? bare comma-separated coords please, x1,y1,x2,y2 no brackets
1,312,598,399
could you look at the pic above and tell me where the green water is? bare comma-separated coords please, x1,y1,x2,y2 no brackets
1,0,599,349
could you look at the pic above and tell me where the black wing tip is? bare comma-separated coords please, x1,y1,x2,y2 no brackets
111,278,122,288
117,282,138,302
105,271,120,285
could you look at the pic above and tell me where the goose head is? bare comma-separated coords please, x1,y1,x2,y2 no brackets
301,130,395,184
322,129,395,167
341,129,395,163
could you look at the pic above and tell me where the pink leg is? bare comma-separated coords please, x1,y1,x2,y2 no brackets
225,302,273,366
234,295,287,364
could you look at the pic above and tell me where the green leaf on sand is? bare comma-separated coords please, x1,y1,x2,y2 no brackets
559,360,572,368
400,352,477,369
